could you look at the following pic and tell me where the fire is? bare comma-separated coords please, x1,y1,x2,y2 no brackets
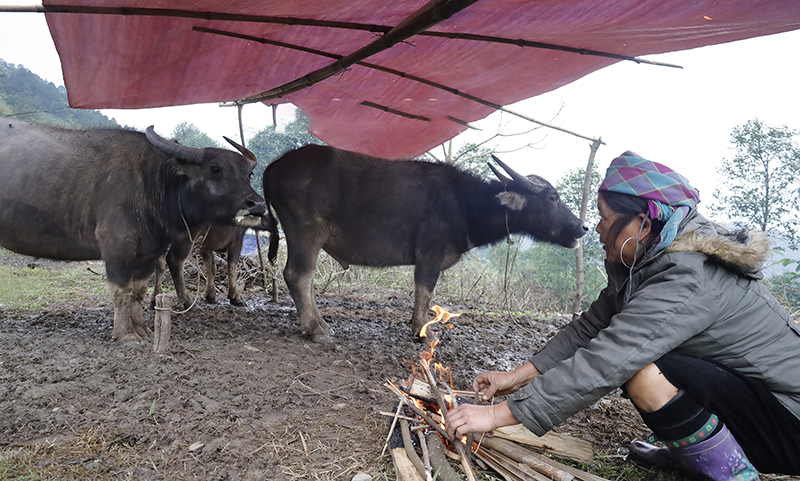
419,305,460,338
419,305,461,365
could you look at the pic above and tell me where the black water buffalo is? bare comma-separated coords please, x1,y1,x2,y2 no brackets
263,144,587,342
0,118,266,343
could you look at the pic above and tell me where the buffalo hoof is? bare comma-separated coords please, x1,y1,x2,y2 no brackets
115,333,143,345
310,330,332,343
229,297,245,307
204,296,217,304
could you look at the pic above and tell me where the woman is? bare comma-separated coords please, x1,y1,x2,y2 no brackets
446,152,800,480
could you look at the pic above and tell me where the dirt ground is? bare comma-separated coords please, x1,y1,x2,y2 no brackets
0,256,795,481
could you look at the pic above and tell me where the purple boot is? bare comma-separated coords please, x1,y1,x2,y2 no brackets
628,423,760,480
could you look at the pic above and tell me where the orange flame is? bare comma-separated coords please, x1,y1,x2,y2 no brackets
419,305,461,338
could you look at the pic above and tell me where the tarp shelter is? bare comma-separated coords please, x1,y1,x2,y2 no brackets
32,0,800,158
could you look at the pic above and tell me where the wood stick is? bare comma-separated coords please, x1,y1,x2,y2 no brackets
382,397,404,457
379,411,421,423
480,436,575,481
417,430,432,478
419,359,478,481
392,445,425,481
491,424,594,465
524,451,611,481
425,433,462,481
475,446,537,481
401,419,428,480
385,383,451,442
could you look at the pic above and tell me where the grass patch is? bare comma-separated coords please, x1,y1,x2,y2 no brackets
0,260,108,310
0,429,140,481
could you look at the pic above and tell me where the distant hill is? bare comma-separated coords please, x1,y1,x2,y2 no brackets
0,59,118,129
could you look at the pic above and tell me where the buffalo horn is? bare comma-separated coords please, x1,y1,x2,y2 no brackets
145,126,204,164
491,155,546,193
223,136,258,163
488,162,511,184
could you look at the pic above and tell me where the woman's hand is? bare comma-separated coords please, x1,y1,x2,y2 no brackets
473,362,541,402
445,402,518,439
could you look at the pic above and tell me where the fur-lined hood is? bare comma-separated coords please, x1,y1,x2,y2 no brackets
664,210,771,276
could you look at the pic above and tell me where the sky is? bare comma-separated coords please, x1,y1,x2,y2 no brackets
1,4,800,216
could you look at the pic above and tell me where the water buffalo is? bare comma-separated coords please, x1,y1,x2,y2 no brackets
263,144,587,342
152,217,273,309
0,118,266,343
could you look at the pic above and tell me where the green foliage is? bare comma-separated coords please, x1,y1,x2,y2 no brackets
247,109,324,194
0,59,118,128
709,118,800,248
452,142,494,179
170,121,221,148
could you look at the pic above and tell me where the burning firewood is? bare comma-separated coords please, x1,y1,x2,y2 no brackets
384,306,609,481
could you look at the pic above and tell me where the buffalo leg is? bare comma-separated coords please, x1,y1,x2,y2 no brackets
283,241,330,342
109,282,151,343
200,247,218,304
131,278,152,338
226,243,244,306
412,266,441,337
166,240,193,309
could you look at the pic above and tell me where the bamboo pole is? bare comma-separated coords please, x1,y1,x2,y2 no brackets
238,0,481,104
197,26,604,143
1,5,680,69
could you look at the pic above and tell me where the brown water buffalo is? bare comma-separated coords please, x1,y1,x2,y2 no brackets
263,145,587,342
152,216,273,309
0,118,265,343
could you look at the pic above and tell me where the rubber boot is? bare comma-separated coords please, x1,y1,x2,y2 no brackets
628,440,680,469
628,424,760,481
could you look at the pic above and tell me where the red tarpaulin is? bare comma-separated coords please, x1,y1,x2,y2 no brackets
42,0,800,158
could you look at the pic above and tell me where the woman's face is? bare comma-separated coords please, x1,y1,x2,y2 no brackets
596,196,650,265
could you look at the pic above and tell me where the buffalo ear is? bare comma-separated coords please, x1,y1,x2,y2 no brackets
496,191,527,211
223,136,258,163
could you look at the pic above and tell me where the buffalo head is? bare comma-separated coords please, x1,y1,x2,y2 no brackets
145,126,266,226
489,155,588,248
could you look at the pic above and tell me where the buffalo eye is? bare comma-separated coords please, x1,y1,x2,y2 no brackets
209,165,222,175
549,193,559,203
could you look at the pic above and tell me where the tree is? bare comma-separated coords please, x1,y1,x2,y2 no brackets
246,108,324,195
427,140,494,178
0,59,117,128
170,121,221,148
709,118,800,249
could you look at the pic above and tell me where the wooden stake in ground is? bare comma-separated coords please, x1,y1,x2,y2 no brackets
153,293,173,353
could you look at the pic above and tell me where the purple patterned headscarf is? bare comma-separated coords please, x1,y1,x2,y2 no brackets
599,151,700,253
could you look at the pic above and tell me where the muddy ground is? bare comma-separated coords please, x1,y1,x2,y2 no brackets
0,256,796,481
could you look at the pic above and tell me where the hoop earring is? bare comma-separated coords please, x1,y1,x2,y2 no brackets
620,236,637,269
